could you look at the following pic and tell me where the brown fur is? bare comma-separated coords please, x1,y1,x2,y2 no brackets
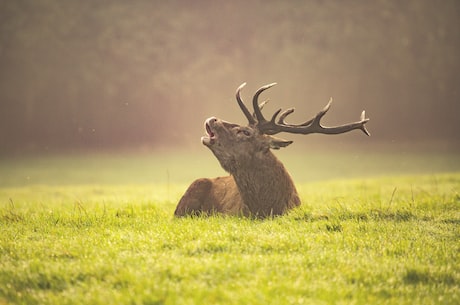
174,83,368,218
174,176,247,216
174,118,300,218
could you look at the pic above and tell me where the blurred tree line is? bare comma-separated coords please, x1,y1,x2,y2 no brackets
0,0,459,153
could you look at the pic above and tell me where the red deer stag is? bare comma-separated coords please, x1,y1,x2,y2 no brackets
174,83,370,218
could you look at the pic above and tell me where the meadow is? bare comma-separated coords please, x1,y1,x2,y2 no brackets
0,149,459,304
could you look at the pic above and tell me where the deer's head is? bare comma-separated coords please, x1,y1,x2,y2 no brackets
201,83,370,173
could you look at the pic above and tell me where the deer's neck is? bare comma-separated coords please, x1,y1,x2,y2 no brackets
230,151,300,217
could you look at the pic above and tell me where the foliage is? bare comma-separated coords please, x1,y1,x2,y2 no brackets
1,0,459,151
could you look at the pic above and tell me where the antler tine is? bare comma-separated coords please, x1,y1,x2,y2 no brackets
252,83,277,123
360,111,371,136
278,108,295,125
236,82,256,125
258,100,269,110
309,98,332,126
270,108,282,123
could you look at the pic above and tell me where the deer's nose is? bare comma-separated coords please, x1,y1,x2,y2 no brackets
206,117,218,125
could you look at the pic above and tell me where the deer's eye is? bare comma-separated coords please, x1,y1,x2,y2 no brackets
237,129,251,137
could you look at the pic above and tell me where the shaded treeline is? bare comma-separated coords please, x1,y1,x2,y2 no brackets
0,0,459,153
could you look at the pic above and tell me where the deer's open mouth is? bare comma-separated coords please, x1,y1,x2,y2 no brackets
201,118,216,146
206,122,215,138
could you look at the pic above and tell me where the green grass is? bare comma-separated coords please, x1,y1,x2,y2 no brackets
0,151,459,304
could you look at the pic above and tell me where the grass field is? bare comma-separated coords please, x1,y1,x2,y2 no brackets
0,150,459,304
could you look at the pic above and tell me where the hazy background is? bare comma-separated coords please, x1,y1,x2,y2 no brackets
1,0,459,154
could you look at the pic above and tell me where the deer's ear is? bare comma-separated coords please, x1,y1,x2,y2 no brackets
268,137,293,150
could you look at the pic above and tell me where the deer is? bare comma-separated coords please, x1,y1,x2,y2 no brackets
174,82,370,218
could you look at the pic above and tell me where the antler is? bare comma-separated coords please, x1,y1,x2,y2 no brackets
236,82,370,136
236,82,256,125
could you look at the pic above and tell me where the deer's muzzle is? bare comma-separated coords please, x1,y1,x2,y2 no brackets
201,117,217,146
